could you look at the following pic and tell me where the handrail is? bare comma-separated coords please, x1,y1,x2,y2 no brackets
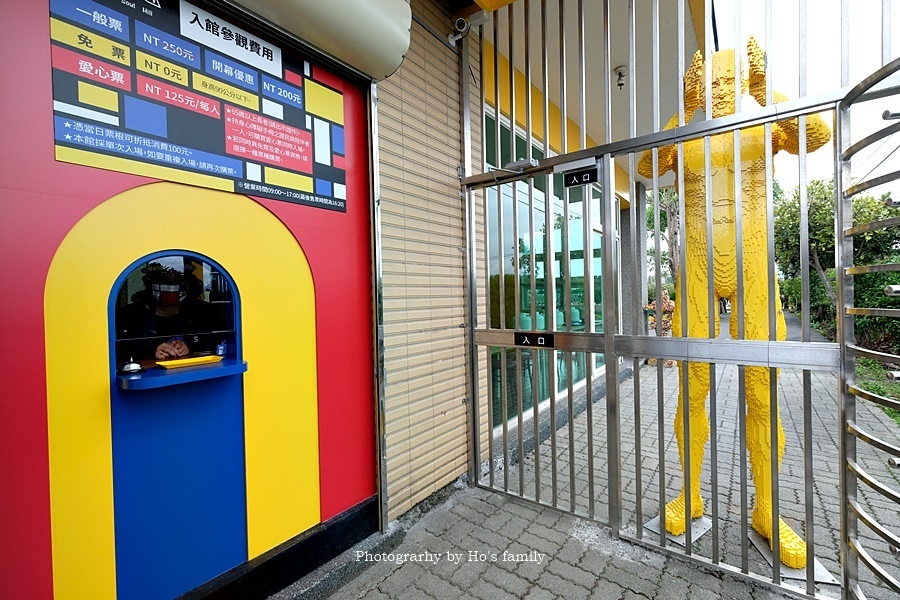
844,216,900,237
844,169,900,199
841,120,900,161
847,383,900,413
846,421,900,458
845,264,900,275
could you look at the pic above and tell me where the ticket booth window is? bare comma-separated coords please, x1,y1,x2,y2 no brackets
114,254,237,365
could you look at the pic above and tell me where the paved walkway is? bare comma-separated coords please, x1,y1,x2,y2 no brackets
274,315,900,600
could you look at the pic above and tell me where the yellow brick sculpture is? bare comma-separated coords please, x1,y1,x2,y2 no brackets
638,37,832,569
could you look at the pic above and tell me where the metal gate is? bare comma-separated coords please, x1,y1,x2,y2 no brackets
461,4,900,598
836,57,900,599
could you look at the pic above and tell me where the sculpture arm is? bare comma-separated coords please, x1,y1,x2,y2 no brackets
638,50,705,179
747,37,832,155
637,113,680,178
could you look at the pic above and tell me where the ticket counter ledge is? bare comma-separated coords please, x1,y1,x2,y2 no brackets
117,359,249,390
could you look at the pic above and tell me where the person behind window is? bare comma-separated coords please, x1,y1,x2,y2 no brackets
117,263,216,360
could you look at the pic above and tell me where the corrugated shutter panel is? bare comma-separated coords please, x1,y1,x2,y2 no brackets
377,0,470,520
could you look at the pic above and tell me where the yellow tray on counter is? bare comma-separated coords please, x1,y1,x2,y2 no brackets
156,355,223,369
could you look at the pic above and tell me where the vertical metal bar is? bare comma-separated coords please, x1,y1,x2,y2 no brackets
541,0,558,509
565,190,575,512
524,0,540,505
459,26,478,488
579,0,594,518
678,141,692,554
584,181,595,519
461,32,473,180
766,123,781,584
629,154,642,535
675,0,693,554
478,24,488,487
370,82,389,531
732,0,748,574
509,4,516,165
798,2,815,592
492,11,503,493
837,0,857,584
482,21,493,492
651,0,664,543
704,134,719,564
499,184,509,492
627,0,640,536
734,0,742,114
555,0,575,513
677,0,685,128
602,152,621,536
559,0,567,155
578,0,586,151
485,194,494,490
653,147,666,548
506,5,525,498
601,0,619,533
481,22,487,172
704,0,712,120
494,15,501,170
466,189,482,485
837,99,858,594
763,1,780,582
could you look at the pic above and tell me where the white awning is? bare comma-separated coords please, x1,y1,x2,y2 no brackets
232,0,411,81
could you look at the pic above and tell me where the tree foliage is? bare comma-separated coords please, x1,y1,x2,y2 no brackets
646,187,680,285
775,179,900,352
774,179,900,280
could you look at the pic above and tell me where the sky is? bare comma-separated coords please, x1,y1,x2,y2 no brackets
712,0,900,194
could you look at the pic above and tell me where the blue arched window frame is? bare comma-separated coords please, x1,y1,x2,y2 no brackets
110,250,246,390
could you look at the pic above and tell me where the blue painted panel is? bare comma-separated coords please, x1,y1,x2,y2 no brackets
111,375,247,600
50,0,131,42
205,50,259,91
315,179,332,197
261,75,303,110
135,21,201,70
124,95,167,137
331,124,344,155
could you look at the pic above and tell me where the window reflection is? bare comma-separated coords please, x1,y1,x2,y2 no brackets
115,255,236,364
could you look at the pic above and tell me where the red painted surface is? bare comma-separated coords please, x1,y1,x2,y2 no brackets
51,45,132,91
0,2,375,596
311,65,345,93
259,78,375,521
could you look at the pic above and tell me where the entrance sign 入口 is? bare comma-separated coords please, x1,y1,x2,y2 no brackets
562,167,598,188
49,0,350,211
514,332,555,348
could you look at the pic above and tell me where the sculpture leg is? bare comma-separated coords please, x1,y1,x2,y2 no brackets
665,360,710,535
746,366,806,568
665,267,712,535
743,277,807,568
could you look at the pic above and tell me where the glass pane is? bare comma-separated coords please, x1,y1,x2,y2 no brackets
115,255,236,364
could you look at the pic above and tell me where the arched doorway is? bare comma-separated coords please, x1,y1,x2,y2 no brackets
45,182,320,599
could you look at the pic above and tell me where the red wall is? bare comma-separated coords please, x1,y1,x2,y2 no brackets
0,3,375,597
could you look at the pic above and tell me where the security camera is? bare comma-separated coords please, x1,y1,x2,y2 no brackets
449,11,489,46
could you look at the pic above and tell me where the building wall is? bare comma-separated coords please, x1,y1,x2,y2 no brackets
377,0,477,520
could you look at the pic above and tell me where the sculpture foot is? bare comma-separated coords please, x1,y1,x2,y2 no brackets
663,492,704,536
751,508,807,569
